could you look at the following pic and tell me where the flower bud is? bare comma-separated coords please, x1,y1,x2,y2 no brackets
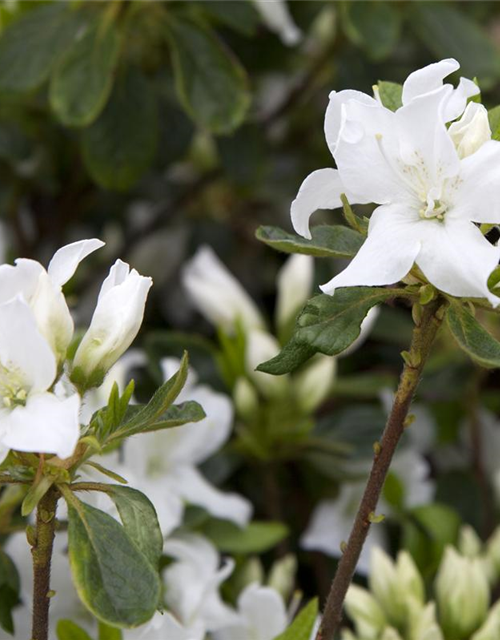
245,329,289,398
293,355,336,413
436,546,489,639
252,0,302,46
275,254,313,332
72,260,152,388
268,554,297,601
380,629,403,640
345,584,386,638
458,524,482,558
449,102,491,159
472,602,500,640
233,376,259,421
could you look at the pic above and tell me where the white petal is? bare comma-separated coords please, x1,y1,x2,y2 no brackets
453,140,500,223
246,329,289,397
0,259,41,304
321,204,421,295
325,90,379,155
291,168,360,239
47,238,105,287
1,393,80,459
238,583,288,639
448,102,491,159
174,465,252,527
276,255,314,328
126,611,199,640
415,217,500,306
390,449,434,508
338,306,380,358
98,258,131,300
0,296,56,393
402,59,459,104
252,0,302,46
444,76,481,122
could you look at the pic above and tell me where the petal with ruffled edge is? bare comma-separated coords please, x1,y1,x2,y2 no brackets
173,465,252,527
1,393,80,459
324,90,379,155
291,168,363,239
47,238,105,287
321,204,421,295
414,217,500,306
452,140,500,224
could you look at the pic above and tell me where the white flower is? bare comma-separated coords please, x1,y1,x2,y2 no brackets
0,297,80,462
291,58,500,306
246,329,289,398
72,259,152,383
182,246,265,334
214,583,288,640
252,0,302,46
449,101,491,160
275,254,314,331
0,238,103,362
292,354,336,413
344,584,386,639
93,358,252,535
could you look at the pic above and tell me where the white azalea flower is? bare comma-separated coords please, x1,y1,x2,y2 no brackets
252,0,301,46
276,254,314,331
214,582,288,640
182,246,265,334
246,329,289,398
0,297,80,462
72,259,152,382
0,238,103,362
291,58,500,305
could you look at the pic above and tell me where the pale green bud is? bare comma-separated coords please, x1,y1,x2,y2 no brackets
408,600,441,640
449,102,491,159
345,584,386,639
471,602,500,640
293,355,337,413
381,629,403,640
396,551,425,606
275,254,313,331
245,329,289,398
233,377,259,421
458,524,483,558
267,554,297,601
436,546,489,639
486,527,500,583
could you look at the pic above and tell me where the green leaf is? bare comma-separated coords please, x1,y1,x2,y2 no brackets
203,520,289,555
274,598,319,640
256,225,364,259
340,1,401,61
259,287,404,375
195,0,259,36
57,620,93,640
410,3,500,88
0,549,20,635
82,65,158,190
166,14,250,133
50,19,121,127
21,475,55,517
446,301,500,369
0,4,86,93
65,495,160,628
105,485,163,569
377,81,403,112
98,622,122,640
488,106,500,142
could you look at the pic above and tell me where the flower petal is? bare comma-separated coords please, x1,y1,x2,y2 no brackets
173,465,252,527
321,204,421,295
1,393,80,459
324,90,379,155
291,168,360,239
47,238,105,287
402,58,459,104
415,217,500,306
252,0,302,46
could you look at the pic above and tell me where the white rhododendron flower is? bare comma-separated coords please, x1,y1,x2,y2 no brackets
73,259,152,381
0,238,103,362
292,58,500,305
183,245,265,334
275,254,314,330
214,583,288,640
0,297,80,462
252,0,301,46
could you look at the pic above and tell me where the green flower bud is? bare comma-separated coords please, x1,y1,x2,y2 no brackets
345,584,386,639
472,602,500,640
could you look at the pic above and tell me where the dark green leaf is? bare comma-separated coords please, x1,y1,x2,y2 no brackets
57,620,93,640
259,287,403,374
203,520,289,554
0,549,20,635
195,0,259,36
66,496,160,627
50,19,121,127
256,225,364,259
446,301,500,369
0,4,86,93
82,65,158,190
274,598,319,640
410,3,500,88
340,1,401,61
105,485,163,569
377,81,403,112
166,15,250,133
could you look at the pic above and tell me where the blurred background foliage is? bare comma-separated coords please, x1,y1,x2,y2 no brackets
2,0,500,608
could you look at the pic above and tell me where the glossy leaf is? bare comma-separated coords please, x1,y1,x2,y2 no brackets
446,301,500,369
256,225,364,259
275,598,319,640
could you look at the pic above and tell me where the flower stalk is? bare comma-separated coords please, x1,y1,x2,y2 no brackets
316,298,445,640
31,486,59,640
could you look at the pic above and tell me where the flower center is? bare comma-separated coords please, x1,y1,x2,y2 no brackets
0,362,28,409
419,197,448,221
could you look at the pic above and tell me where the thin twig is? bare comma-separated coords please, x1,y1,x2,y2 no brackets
316,299,445,640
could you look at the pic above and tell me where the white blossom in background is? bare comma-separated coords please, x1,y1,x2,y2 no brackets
291,58,500,306
182,245,265,334
252,0,301,46
72,259,152,381
246,329,289,398
214,583,288,640
0,297,80,463
275,254,314,331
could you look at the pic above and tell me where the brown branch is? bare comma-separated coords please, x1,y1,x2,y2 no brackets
316,299,445,640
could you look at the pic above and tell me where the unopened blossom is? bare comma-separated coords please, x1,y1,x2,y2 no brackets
0,297,80,462
252,0,301,46
246,329,289,398
0,238,103,363
72,259,152,384
182,245,265,334
292,58,500,305
275,254,314,331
